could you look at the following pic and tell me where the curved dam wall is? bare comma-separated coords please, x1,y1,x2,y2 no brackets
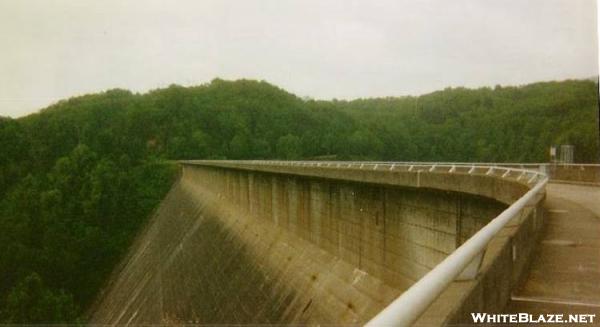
90,162,536,325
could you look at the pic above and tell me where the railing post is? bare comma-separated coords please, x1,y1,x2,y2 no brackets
456,251,485,280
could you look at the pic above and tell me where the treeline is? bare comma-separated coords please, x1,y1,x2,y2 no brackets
335,80,599,162
0,78,598,322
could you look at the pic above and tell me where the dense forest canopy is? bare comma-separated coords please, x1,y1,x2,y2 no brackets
0,78,598,322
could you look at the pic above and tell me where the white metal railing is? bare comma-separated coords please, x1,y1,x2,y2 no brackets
180,160,549,325
182,159,597,184
180,160,548,186
181,159,600,169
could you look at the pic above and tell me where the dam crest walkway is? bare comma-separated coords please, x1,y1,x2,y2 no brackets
507,183,600,318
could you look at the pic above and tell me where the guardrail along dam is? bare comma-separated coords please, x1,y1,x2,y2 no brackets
90,161,600,326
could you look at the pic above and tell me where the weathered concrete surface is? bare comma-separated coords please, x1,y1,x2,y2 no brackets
180,161,532,205
179,165,508,288
546,183,600,215
549,165,600,185
90,179,405,324
506,183,600,319
89,162,538,325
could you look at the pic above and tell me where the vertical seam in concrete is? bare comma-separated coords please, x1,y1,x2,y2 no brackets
358,189,363,270
383,188,388,269
456,196,462,249
158,269,164,323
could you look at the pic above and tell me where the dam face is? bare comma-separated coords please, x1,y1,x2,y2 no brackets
90,162,509,325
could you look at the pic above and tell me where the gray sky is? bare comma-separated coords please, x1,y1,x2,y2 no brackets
0,0,598,117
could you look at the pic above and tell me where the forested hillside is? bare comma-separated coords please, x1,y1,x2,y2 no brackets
0,78,598,322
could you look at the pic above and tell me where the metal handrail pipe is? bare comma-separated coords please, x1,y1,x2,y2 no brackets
365,176,548,327
316,161,600,167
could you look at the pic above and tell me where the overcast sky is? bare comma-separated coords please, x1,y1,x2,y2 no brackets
0,0,598,117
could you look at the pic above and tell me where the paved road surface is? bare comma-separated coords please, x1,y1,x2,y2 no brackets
507,183,600,322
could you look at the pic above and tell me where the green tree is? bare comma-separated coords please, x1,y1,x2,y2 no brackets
276,134,302,159
3,273,77,323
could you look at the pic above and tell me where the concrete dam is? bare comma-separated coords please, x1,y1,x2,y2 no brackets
90,161,551,325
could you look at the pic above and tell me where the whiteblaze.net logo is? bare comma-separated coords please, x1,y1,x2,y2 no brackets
471,313,596,324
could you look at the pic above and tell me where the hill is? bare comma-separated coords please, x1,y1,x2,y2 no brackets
0,78,598,322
